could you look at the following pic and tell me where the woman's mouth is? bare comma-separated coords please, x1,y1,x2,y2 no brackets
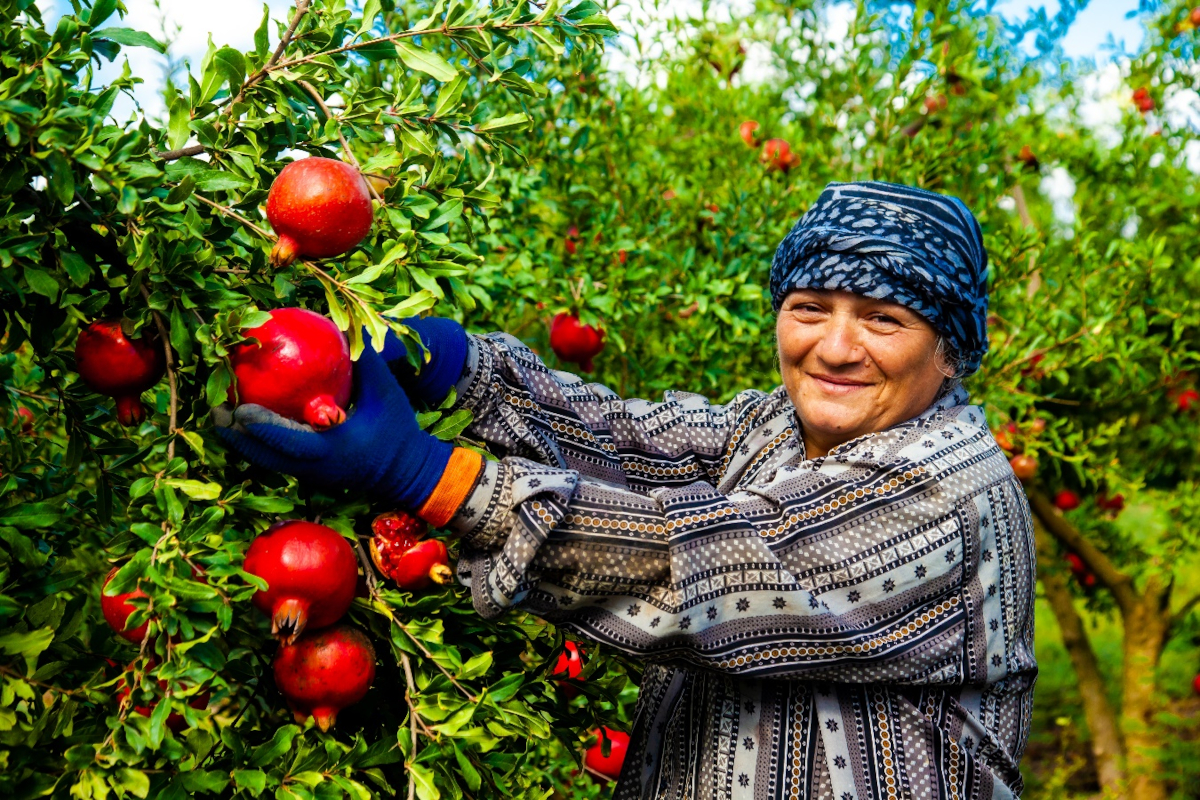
809,373,872,395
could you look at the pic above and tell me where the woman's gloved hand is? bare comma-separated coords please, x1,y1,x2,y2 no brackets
213,343,452,510
379,317,468,407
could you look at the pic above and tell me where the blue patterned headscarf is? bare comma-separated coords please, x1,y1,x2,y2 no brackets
770,181,989,375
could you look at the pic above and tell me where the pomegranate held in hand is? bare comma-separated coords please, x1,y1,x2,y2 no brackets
266,157,373,267
551,640,585,698
550,313,605,373
117,659,209,732
244,520,358,645
274,624,376,732
371,512,452,592
102,566,151,643
229,308,352,429
1054,490,1081,511
75,320,165,427
584,727,630,782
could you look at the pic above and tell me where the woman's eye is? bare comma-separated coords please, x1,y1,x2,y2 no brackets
869,314,900,325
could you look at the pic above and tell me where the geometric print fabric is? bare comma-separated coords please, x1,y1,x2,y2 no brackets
446,333,1036,799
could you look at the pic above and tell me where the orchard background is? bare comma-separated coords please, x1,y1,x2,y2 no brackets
2,0,1200,797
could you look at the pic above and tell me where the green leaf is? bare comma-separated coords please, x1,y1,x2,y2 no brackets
395,43,459,82
249,724,301,767
235,495,294,513
213,47,246,93
92,28,166,53
206,363,231,406
44,151,75,205
253,4,270,56
167,94,191,151
0,502,61,529
233,770,267,794
409,765,439,800
162,479,222,500
86,0,118,28
22,266,60,301
453,747,482,792
359,0,382,33
476,113,530,134
0,627,54,660
115,768,151,799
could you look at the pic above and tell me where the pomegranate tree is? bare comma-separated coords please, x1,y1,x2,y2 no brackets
549,313,605,373
74,320,166,427
370,511,453,591
274,624,376,732
116,659,209,732
229,308,353,429
244,521,359,645
265,157,373,267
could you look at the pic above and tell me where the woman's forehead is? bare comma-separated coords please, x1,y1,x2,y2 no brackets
783,288,913,311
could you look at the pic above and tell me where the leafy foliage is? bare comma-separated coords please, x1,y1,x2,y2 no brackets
2,0,1200,797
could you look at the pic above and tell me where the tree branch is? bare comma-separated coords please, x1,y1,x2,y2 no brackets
1027,489,1139,614
139,285,178,461
151,144,206,162
1171,590,1200,630
230,0,313,110
401,653,419,800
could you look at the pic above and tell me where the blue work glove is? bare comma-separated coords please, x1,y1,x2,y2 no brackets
213,343,452,510
379,317,468,406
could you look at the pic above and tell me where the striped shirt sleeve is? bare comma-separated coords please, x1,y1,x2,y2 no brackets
450,333,766,491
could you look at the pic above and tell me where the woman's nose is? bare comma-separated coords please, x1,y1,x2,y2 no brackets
814,316,865,366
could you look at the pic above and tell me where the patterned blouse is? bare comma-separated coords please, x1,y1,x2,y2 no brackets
445,333,1037,800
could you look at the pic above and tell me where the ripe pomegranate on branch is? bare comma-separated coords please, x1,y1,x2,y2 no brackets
74,320,165,427
550,312,605,372
273,624,376,732
265,157,374,268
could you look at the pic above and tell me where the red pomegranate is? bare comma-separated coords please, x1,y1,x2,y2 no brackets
760,138,795,172
1176,388,1199,412
1065,552,1086,577
229,308,352,429
274,624,376,731
738,120,759,147
244,521,359,645
1009,454,1037,482
265,157,373,267
1054,490,1081,511
370,512,452,592
102,566,151,643
551,640,585,698
1192,673,1200,696
584,727,630,782
1193,8,1200,27
565,225,580,256
117,659,209,732
1097,492,1126,513
11,406,34,434
74,320,165,427
549,313,605,373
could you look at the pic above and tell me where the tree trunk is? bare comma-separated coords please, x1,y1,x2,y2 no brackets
1032,520,1126,792
1121,579,1172,800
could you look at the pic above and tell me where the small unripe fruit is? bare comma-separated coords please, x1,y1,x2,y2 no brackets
1054,490,1081,511
274,624,376,732
738,120,759,147
584,728,629,782
229,308,352,429
244,521,359,645
1009,454,1037,481
266,158,373,267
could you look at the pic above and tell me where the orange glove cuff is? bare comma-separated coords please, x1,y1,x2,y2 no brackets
417,447,484,527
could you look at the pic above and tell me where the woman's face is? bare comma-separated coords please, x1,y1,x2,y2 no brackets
776,289,947,458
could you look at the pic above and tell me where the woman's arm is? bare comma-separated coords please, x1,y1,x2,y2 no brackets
447,410,1036,689
452,332,766,491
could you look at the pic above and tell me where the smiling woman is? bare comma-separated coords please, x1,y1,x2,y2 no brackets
220,180,1037,800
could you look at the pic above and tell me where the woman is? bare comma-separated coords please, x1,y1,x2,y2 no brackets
218,181,1037,799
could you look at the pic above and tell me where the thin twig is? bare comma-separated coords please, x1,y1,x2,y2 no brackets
230,0,313,110
7,386,57,402
296,80,359,169
140,285,178,461
0,665,108,701
151,144,206,161
402,653,419,800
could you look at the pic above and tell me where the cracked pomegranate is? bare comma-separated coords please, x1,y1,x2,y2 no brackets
244,520,358,645
549,313,605,373
266,157,373,267
274,624,376,731
760,138,796,172
74,320,165,427
229,308,353,429
584,727,629,782
370,511,452,591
